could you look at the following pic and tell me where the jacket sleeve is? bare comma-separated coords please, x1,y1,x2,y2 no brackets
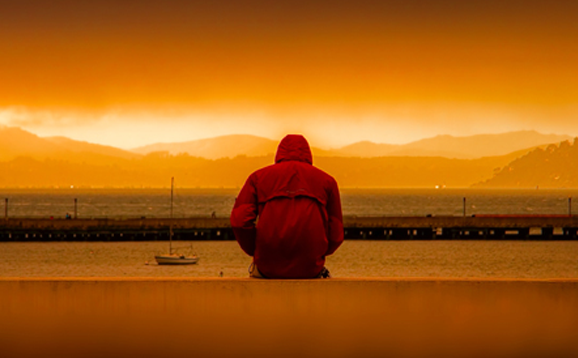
325,178,344,256
230,174,258,256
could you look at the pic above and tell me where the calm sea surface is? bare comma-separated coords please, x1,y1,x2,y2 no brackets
1,241,577,278
1,188,577,278
1,188,577,218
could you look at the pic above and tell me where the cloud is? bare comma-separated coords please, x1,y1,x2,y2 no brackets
0,106,104,128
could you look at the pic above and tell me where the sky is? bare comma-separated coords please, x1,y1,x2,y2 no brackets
1,0,577,149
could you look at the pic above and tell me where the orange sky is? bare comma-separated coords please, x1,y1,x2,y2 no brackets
1,0,577,148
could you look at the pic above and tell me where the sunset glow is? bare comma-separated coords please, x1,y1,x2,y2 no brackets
1,0,578,148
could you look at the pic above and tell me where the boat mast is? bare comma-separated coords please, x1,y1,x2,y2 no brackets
170,176,174,255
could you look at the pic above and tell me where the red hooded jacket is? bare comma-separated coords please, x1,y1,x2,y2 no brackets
231,135,344,278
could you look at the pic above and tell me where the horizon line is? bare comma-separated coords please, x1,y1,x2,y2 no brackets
2,124,575,151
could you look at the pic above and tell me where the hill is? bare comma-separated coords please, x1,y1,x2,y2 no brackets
0,148,528,188
131,130,571,159
131,134,334,159
44,136,140,160
0,126,140,164
1,126,576,188
475,138,578,188
131,134,278,159
332,141,400,157
0,127,63,161
334,131,572,159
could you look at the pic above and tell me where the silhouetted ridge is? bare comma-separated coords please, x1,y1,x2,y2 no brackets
44,136,140,160
131,134,278,159
129,130,571,159
1,127,576,188
476,138,578,188
0,126,140,163
335,131,571,159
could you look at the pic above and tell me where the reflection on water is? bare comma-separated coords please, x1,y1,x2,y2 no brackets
1,240,577,278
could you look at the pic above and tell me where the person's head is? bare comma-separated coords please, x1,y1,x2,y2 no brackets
275,134,312,164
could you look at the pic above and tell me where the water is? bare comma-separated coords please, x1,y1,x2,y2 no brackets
1,188,577,218
1,240,577,278
1,188,577,278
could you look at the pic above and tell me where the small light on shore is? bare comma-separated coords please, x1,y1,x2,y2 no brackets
70,185,74,189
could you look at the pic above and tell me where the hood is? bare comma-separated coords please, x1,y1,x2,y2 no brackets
275,134,312,164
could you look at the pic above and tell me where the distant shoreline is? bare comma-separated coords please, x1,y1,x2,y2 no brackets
2,186,578,190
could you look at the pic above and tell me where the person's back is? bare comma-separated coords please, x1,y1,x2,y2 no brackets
231,134,343,278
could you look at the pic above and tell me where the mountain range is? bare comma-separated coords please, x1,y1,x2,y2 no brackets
332,132,572,158
132,130,570,159
0,126,576,188
1,126,570,162
131,134,333,159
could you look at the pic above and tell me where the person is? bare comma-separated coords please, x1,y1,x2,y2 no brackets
230,134,343,279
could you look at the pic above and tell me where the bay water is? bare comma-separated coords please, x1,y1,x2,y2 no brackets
2,188,577,218
1,240,577,278
1,188,577,278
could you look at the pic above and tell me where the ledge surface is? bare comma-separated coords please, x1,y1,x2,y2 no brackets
1,278,577,358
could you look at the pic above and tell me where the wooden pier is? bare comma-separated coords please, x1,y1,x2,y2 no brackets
2,215,578,241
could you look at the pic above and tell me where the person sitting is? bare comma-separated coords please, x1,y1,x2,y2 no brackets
231,134,343,279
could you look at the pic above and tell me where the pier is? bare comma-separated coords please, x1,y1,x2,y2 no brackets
1,215,578,241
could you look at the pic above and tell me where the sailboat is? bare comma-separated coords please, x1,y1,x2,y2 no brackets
155,177,199,265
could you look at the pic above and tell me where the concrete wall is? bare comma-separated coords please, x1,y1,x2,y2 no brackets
1,278,578,358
